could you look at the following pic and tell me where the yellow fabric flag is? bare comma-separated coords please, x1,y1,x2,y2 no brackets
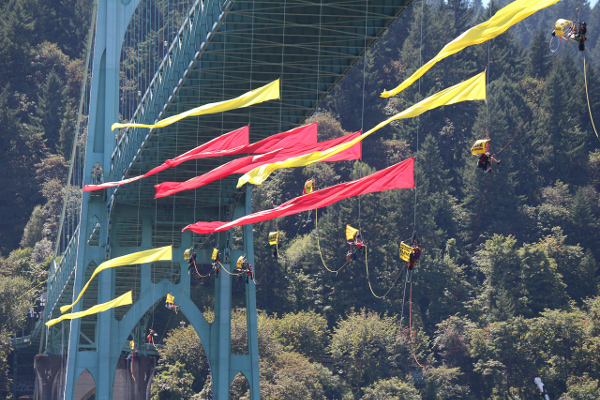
111,80,280,131
346,225,360,241
60,246,172,313
381,0,559,98
47,291,133,327
238,71,486,187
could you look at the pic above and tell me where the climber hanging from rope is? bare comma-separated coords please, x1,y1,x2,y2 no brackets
551,8,587,51
186,247,197,274
147,328,157,345
268,231,280,258
346,225,366,262
128,339,137,361
399,236,422,271
211,248,221,278
303,178,316,224
165,293,179,313
472,139,500,173
234,255,253,283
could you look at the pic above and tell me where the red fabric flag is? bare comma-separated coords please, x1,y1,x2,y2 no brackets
83,126,249,191
183,157,414,234
155,131,361,198
244,122,317,153
83,123,318,191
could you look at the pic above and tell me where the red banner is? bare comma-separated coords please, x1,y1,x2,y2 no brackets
183,157,414,234
83,123,318,191
155,131,361,198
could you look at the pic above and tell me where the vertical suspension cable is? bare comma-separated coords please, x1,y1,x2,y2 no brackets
357,0,368,229
278,0,287,133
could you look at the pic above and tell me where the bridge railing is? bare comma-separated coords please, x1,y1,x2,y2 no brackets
110,0,229,186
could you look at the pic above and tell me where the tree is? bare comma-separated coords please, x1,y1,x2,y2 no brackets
361,376,421,400
157,325,210,394
36,70,66,151
526,28,552,80
329,309,402,392
151,361,195,400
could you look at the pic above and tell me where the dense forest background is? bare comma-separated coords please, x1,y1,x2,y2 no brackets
1,0,600,398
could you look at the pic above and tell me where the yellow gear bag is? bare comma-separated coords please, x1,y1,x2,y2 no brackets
303,179,314,194
211,248,219,261
268,231,279,246
555,19,573,37
130,340,135,350
236,255,245,269
346,225,359,241
166,293,175,304
184,248,191,259
471,139,490,155
399,242,413,262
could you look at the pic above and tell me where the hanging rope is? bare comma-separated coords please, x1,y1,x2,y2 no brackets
191,258,212,278
315,209,351,274
364,246,405,299
584,56,600,142
409,278,426,368
217,262,242,276
399,269,412,327
16,279,48,301
251,260,269,285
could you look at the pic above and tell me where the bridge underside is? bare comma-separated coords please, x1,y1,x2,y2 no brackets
113,0,413,217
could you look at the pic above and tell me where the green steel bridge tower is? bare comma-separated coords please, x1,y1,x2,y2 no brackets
32,0,413,398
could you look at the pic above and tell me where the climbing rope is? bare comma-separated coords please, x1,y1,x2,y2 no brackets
191,257,212,278
16,279,48,301
217,261,242,276
584,56,599,142
315,209,351,274
364,246,405,299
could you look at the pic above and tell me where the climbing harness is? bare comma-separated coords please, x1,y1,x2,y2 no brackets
234,255,253,283
165,293,179,313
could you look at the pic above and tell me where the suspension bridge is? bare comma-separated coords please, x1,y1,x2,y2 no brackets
19,0,414,398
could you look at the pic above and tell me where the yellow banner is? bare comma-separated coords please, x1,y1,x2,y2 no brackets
268,231,279,246
471,139,490,155
399,242,412,262
346,225,359,241
381,0,559,98
60,246,172,313
47,291,132,327
238,72,486,187
111,80,280,130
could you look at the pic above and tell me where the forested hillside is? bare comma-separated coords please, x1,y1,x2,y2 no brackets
2,0,600,399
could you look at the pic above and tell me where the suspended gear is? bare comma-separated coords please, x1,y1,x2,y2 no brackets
470,139,490,155
185,247,197,273
235,255,253,283
165,293,179,313
551,18,586,51
128,339,137,361
303,178,316,194
268,231,280,258
346,225,365,261
211,248,221,277
400,240,421,271
147,328,157,344
473,140,499,173
303,178,317,223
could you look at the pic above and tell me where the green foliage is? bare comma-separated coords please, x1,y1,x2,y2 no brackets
156,325,209,394
360,376,421,400
151,361,195,400
329,309,402,391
